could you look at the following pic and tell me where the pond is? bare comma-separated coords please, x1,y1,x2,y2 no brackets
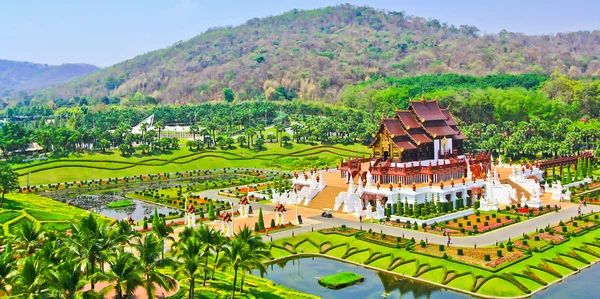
254,256,470,299
46,190,180,221
532,261,600,299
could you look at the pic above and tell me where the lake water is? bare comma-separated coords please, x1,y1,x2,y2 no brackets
532,262,600,299
47,190,180,221
254,256,470,299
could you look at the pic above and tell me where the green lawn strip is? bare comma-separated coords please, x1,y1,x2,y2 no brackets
476,276,528,297
25,209,71,221
417,267,446,284
318,272,365,289
0,211,21,224
18,144,369,185
446,274,474,290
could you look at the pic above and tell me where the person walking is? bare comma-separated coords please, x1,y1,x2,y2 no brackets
359,215,362,223
447,235,451,247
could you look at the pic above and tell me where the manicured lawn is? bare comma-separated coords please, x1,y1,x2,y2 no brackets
270,224,600,298
0,193,108,239
15,143,369,185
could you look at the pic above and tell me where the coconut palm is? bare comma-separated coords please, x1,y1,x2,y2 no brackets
151,211,174,260
175,235,204,299
10,255,49,297
133,232,177,299
63,213,107,289
196,225,220,286
233,226,270,293
0,242,15,295
210,232,229,280
94,249,143,299
47,259,89,299
13,221,44,255
219,238,246,299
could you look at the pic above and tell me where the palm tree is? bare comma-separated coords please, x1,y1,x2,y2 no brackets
47,260,88,299
133,233,177,299
13,221,44,255
94,249,143,299
11,255,48,297
210,232,229,280
151,210,174,260
175,236,204,299
63,213,106,290
0,162,19,207
233,226,270,293
0,242,15,295
155,121,165,140
197,225,219,286
219,238,246,299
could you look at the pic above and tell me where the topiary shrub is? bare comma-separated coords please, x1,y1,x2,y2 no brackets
562,226,567,232
534,235,540,241
499,243,505,248
497,250,503,257
442,253,448,259
507,245,513,252
523,240,528,246
270,219,276,229
484,254,491,261
439,244,445,251
420,240,426,248
457,248,464,255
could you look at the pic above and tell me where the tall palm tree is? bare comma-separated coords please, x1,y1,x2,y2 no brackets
63,213,106,290
133,232,177,299
175,236,204,299
233,226,270,293
210,232,229,280
13,221,44,255
151,212,174,260
10,255,49,297
94,249,143,299
197,225,218,286
47,260,88,299
219,238,246,299
0,242,15,295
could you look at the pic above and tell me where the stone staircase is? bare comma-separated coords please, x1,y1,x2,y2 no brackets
500,178,529,204
306,186,347,212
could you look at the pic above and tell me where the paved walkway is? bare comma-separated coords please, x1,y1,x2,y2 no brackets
142,186,599,247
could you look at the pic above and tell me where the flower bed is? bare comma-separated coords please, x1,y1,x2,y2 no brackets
356,231,411,248
553,220,596,234
255,222,296,235
384,220,464,236
319,226,360,236
414,244,524,269
513,233,564,251
443,213,516,234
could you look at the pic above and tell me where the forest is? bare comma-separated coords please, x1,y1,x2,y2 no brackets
5,4,600,105
1,71,600,162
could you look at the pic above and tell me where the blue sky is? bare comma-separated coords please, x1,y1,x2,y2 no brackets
1,0,598,67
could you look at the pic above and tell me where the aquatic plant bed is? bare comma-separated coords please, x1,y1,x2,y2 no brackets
413,243,526,270
443,212,517,234
106,200,134,208
318,272,364,289
319,226,361,236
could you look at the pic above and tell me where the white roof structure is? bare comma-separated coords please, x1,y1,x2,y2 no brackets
131,114,154,134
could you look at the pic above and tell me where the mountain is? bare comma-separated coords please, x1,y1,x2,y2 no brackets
37,4,600,104
0,60,99,96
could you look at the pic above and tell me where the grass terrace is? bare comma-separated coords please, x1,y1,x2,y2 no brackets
14,143,369,185
269,220,600,298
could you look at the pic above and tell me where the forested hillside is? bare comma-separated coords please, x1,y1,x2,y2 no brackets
35,4,600,104
0,60,99,96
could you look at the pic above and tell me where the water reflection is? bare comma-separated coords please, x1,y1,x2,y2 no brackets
256,256,469,299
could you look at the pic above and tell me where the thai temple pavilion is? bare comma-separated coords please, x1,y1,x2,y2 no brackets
370,99,467,162
341,98,491,186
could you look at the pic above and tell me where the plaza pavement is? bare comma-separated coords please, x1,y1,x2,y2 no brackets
139,186,597,248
